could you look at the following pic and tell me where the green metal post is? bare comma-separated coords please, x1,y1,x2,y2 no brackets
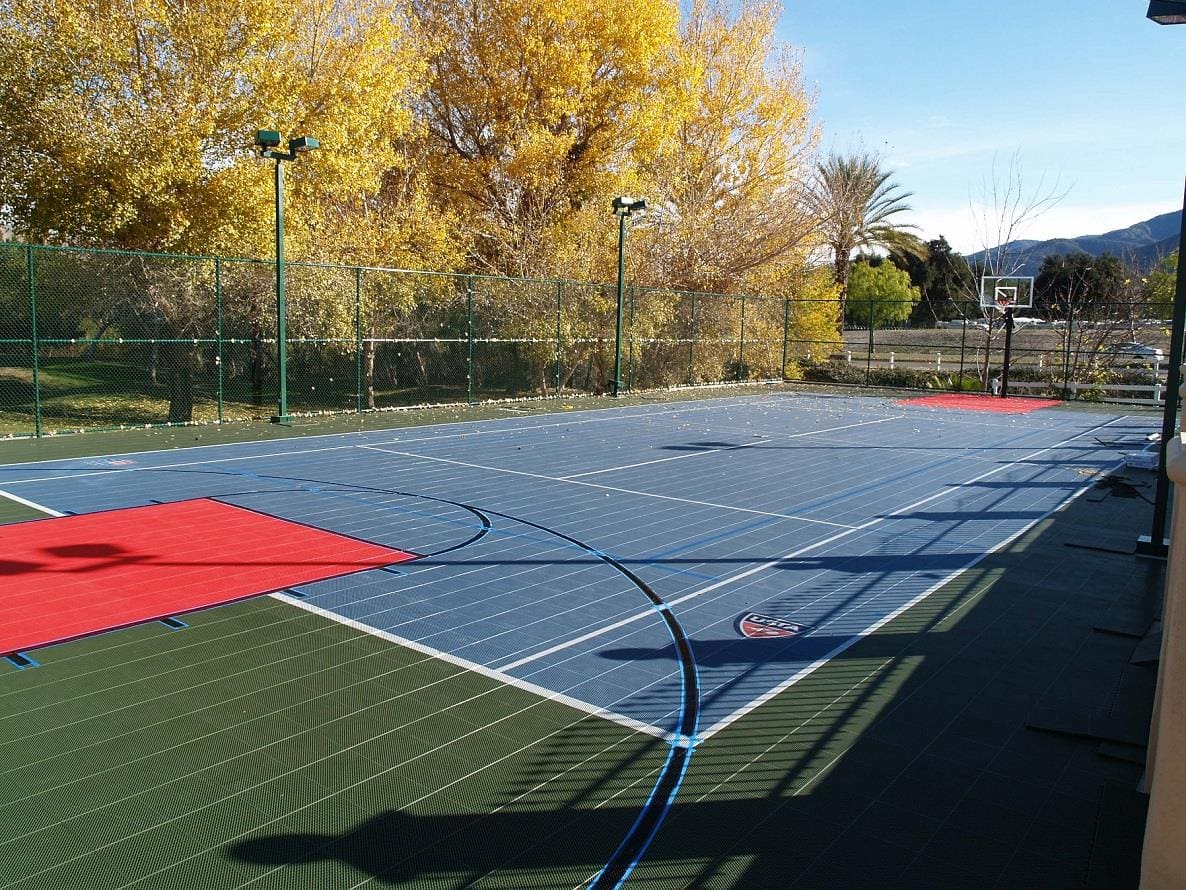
555,280,563,396
957,313,968,389
354,267,363,413
26,245,41,438
688,293,697,384
1063,301,1073,400
866,300,875,384
215,257,224,423
781,298,791,379
466,276,475,404
272,158,290,424
626,286,637,391
738,295,747,381
613,212,627,397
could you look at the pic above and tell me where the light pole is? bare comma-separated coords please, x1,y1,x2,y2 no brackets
254,130,319,425
1137,2,1186,555
611,196,646,397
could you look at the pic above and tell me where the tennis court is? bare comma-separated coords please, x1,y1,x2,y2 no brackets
0,390,1160,888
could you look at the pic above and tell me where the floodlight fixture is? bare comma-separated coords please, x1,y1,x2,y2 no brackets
254,129,282,149
289,135,320,153
612,196,647,215
1148,0,1186,24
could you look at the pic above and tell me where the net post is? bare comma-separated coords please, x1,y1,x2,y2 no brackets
957,311,967,390
781,298,791,380
26,244,41,438
554,280,563,397
866,299,875,385
354,266,363,414
465,275,474,405
627,285,637,392
687,292,697,385
215,257,224,423
738,294,747,381
1063,299,1074,400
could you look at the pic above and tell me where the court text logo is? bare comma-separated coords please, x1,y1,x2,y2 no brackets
735,612,810,639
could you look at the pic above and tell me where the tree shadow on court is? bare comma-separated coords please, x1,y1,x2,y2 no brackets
225,487,1160,888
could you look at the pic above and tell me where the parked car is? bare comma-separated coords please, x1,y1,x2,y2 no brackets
1102,342,1164,363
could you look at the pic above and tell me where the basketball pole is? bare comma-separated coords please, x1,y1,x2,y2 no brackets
1000,305,1015,398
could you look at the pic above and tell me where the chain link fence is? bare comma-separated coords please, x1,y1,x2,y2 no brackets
0,242,1174,437
803,297,1173,405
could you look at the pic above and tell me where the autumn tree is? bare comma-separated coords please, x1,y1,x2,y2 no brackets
637,0,818,295
0,0,427,419
412,0,682,280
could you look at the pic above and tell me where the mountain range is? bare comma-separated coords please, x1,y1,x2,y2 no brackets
965,209,1181,276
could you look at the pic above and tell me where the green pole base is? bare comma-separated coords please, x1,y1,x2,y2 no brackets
270,415,294,426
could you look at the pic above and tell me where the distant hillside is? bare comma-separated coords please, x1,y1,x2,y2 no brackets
965,209,1181,276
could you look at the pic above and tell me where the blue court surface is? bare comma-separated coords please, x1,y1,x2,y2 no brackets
0,392,1158,744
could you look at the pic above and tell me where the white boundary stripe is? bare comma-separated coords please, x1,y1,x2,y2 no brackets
271,593,670,741
496,414,1129,676
559,414,905,479
696,424,1131,741
0,394,800,481
0,487,64,517
359,445,857,529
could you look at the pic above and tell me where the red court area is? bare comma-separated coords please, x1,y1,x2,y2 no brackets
0,498,414,655
898,393,1062,414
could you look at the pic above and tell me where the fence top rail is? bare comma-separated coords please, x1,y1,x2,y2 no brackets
0,240,793,309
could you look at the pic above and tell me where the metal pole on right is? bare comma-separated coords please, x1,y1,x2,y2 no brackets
1139,177,1186,557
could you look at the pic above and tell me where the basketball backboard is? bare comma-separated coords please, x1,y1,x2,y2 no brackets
979,276,1034,310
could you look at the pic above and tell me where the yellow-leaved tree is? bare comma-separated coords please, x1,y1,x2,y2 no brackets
413,0,684,279
0,0,430,419
411,0,687,393
631,0,830,381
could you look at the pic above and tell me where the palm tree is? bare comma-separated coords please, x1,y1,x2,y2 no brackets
813,152,924,319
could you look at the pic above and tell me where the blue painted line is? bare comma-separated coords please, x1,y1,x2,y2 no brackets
159,617,188,630
380,566,407,576
4,652,39,670
636,562,717,582
642,514,781,562
789,416,1081,517
282,588,308,599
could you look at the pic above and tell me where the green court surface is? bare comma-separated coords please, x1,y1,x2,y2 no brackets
0,388,1161,888
0,597,665,889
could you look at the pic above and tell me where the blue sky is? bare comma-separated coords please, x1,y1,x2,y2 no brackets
778,1,1186,253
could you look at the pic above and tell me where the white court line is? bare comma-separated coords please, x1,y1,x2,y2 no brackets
274,594,671,741
697,416,1133,740
494,414,1130,680
359,444,858,530
0,394,800,482
558,414,904,479
0,488,64,516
